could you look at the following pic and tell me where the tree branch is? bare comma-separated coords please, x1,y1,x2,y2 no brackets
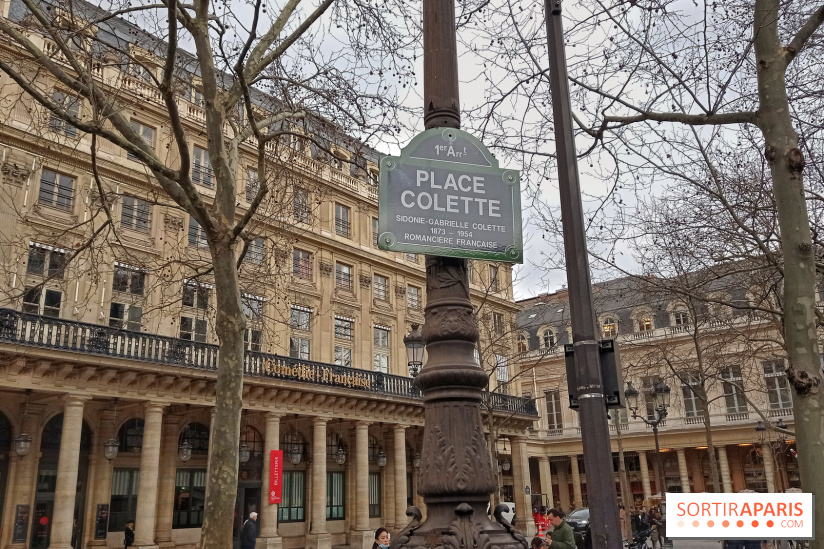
786,3,824,64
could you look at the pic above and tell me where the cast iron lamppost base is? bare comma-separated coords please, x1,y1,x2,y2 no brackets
391,1,528,548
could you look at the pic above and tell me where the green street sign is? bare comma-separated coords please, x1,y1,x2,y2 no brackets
378,128,523,263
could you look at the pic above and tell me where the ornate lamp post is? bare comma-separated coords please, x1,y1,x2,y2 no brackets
404,323,425,377
625,381,671,497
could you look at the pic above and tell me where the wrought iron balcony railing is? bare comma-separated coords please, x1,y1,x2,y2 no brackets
0,308,537,416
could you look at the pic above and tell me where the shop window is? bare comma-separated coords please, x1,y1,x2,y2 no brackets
326,471,345,520
172,469,207,528
278,471,306,522
368,471,381,518
109,468,139,532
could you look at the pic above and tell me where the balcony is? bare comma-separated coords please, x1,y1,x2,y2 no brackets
0,309,537,416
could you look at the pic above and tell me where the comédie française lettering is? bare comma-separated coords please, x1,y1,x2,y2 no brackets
264,359,370,389
399,170,502,217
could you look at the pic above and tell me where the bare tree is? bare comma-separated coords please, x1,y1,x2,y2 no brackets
0,0,417,546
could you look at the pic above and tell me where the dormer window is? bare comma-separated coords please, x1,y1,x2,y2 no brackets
602,318,617,338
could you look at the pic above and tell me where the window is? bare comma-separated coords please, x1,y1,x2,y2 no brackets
334,346,352,368
545,390,563,430
293,249,312,279
720,366,748,414
109,303,142,331
180,316,207,342
22,287,62,317
27,245,65,279
336,263,352,291
182,283,209,310
192,146,212,187
638,316,653,332
372,217,380,248
406,253,419,263
190,87,204,106
245,238,264,265
493,312,504,334
763,361,792,410
242,295,264,320
495,354,509,393
290,306,311,331
368,472,381,518
244,328,262,352
673,311,689,326
173,469,207,529
245,169,259,203
109,469,139,532
602,318,617,338
39,169,74,210
128,121,154,161
517,334,528,353
290,337,310,360
374,274,389,301
113,265,145,295
335,204,351,237
368,170,379,186
641,375,662,420
180,423,210,454
293,187,309,223
490,265,500,292
542,329,555,349
121,196,151,232
681,371,702,418
48,91,79,137
118,418,145,452
373,326,390,373
278,471,306,522
407,285,421,309
326,471,345,520
335,317,353,339
188,217,208,248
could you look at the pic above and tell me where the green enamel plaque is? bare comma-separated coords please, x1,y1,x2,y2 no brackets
378,128,523,263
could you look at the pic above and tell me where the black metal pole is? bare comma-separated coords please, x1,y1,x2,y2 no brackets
543,1,622,548
653,425,665,498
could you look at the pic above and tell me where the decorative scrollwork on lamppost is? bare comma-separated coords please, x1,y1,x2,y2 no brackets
625,380,671,498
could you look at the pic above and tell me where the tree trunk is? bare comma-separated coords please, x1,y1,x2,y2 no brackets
754,0,824,542
200,238,246,549
700,398,722,493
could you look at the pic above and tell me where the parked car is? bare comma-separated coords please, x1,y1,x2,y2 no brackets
564,508,591,549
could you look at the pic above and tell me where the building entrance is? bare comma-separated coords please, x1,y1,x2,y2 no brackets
233,485,261,549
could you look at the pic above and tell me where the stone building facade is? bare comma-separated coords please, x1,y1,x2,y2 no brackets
0,1,537,549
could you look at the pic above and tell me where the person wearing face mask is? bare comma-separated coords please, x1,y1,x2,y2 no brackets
372,527,390,549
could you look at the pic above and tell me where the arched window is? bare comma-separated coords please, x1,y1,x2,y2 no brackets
602,318,617,338
41,414,92,452
368,435,383,463
0,411,11,451
240,425,263,456
673,310,689,327
118,418,144,453
542,329,555,349
280,427,308,460
517,334,528,353
179,422,209,455
326,431,347,460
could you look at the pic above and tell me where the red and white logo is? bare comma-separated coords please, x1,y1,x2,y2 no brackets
666,493,813,540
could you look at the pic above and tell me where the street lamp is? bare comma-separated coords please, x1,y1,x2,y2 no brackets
755,420,767,443
404,323,425,377
178,440,193,462
626,380,670,498
238,443,251,464
13,433,32,457
412,452,421,469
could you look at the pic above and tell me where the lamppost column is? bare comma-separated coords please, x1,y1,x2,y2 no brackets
652,425,666,497
761,444,776,493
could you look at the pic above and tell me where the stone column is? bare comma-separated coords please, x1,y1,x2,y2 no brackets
393,426,407,530
86,410,118,547
307,418,330,549
762,444,776,493
569,455,582,509
154,414,181,548
351,422,371,549
538,457,553,507
48,395,88,549
134,402,166,548
260,413,283,549
4,403,45,549
554,461,569,512
716,446,733,493
676,449,690,493
638,452,652,502
689,451,705,493
511,438,534,536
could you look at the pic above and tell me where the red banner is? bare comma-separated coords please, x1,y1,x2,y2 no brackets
269,450,283,504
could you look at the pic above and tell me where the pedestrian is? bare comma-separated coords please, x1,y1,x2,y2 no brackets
531,536,548,549
240,512,258,549
544,508,575,549
649,512,662,549
124,519,135,549
372,527,390,549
